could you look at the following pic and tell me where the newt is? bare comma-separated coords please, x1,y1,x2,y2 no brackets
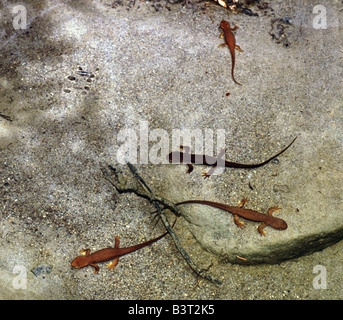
219,20,243,85
71,232,167,273
167,137,297,178
176,199,287,236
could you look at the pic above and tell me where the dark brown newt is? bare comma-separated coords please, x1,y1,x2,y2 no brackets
71,232,167,273
176,199,287,236
167,137,297,178
219,20,243,86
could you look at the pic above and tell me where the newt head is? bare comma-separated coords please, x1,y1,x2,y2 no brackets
71,256,89,269
220,20,230,30
269,218,288,231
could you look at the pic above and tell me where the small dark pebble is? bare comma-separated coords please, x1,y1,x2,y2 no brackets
31,264,52,277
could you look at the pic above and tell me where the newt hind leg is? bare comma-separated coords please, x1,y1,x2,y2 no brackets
233,198,248,229
234,214,245,229
107,257,119,271
202,148,226,178
186,164,194,174
114,236,120,248
90,263,100,274
218,43,228,48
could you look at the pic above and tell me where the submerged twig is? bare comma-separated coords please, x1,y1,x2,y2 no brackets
0,113,12,122
101,163,222,286
102,164,181,216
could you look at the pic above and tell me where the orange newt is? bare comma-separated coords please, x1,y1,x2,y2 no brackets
71,232,167,273
176,199,287,236
167,137,297,178
219,20,243,85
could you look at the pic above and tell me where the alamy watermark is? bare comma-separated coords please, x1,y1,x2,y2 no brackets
312,5,327,29
12,265,27,290
313,265,327,289
12,5,27,30
116,121,226,175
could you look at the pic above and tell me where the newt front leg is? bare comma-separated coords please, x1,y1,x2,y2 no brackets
258,206,282,236
107,236,120,270
80,249,100,273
